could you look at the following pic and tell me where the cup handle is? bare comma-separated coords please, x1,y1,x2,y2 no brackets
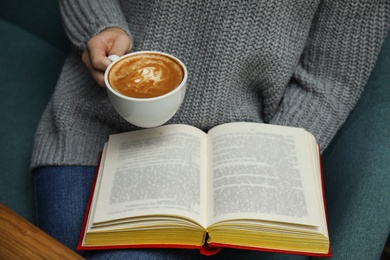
108,54,120,62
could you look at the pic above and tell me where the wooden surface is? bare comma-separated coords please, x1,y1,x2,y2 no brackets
0,203,83,259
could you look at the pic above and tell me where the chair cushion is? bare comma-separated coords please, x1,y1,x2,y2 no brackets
0,18,68,223
0,0,70,52
323,28,390,158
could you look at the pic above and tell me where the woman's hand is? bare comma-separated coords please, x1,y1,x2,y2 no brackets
82,27,132,87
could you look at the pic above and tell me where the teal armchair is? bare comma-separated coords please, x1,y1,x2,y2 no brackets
0,0,69,223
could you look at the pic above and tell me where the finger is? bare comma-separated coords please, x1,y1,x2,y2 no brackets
93,72,106,88
87,37,112,71
82,50,106,87
109,33,133,57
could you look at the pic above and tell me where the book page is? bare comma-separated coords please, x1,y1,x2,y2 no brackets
80,143,108,244
93,124,208,228
206,122,322,227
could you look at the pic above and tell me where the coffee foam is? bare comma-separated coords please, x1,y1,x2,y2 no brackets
108,53,184,98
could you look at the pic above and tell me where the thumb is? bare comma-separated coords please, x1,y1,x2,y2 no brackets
108,31,133,57
85,28,132,71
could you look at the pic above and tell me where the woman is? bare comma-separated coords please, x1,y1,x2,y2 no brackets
32,0,390,259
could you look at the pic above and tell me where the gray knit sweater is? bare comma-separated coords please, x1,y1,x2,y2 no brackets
31,0,390,168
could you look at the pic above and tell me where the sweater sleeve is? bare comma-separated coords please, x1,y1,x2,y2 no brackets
59,0,131,52
269,1,390,152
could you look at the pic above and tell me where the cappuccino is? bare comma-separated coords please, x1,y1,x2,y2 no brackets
108,53,184,98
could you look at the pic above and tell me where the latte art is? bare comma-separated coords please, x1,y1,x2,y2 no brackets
108,53,184,98
134,67,162,83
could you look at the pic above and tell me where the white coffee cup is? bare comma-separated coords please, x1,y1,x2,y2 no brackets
104,51,187,128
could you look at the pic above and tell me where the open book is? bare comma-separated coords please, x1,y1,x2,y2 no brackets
78,122,331,257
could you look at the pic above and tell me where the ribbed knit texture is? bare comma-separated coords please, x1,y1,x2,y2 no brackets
31,0,390,168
